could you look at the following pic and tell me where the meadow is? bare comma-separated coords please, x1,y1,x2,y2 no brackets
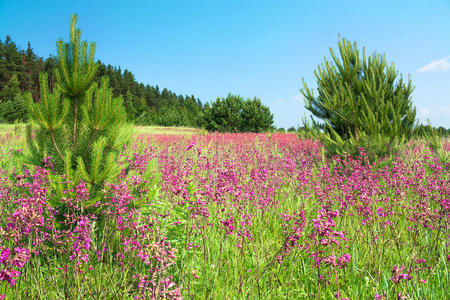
0,127,448,299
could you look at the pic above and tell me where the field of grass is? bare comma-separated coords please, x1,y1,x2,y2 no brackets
0,123,26,134
0,128,448,299
134,125,203,136
0,123,202,136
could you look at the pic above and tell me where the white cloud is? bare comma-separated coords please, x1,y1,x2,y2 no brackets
274,94,304,105
418,56,450,73
419,108,431,117
292,94,304,103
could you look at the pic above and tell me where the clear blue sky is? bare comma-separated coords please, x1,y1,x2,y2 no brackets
1,0,449,128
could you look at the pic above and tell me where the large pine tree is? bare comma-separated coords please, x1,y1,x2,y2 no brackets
26,14,131,191
301,36,417,159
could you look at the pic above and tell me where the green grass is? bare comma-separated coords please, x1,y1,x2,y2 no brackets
133,125,203,135
0,122,26,134
0,123,202,136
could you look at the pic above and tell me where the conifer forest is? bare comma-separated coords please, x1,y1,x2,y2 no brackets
0,13,448,300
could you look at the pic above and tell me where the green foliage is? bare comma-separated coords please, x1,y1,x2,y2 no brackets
241,97,274,132
204,94,243,132
123,91,137,121
204,94,274,132
0,73,21,101
92,67,204,127
422,122,449,165
25,14,131,193
414,123,450,137
287,126,297,132
0,36,27,93
0,94,28,123
302,36,417,160
0,74,28,123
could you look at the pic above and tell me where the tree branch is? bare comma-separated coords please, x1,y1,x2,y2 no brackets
72,105,78,153
49,130,65,163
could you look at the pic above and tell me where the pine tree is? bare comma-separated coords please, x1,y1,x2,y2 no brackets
24,42,39,99
0,36,24,91
301,36,416,160
0,74,28,123
20,42,35,93
124,90,137,121
26,14,131,193
0,73,21,102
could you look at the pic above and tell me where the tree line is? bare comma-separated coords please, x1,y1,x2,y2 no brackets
0,35,203,127
0,35,274,132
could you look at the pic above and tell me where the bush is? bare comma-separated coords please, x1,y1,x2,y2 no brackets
204,94,274,133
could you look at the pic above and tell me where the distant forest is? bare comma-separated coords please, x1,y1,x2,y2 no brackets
0,35,204,127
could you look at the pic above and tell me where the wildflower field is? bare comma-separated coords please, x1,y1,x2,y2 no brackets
0,129,448,299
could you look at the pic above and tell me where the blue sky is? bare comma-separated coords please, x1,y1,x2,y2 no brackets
1,0,449,128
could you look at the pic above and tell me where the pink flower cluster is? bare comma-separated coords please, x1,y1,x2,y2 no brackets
0,246,29,287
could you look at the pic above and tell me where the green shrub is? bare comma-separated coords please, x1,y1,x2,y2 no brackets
204,94,274,133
